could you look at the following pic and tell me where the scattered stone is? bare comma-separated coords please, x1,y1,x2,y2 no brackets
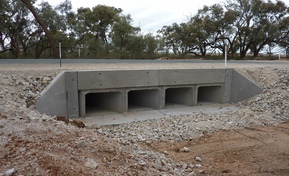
4,168,16,176
138,160,146,166
199,170,205,174
85,158,98,169
89,124,102,129
188,164,194,169
76,141,86,148
182,163,188,170
152,162,163,171
195,156,202,162
179,147,190,153
26,111,38,120
188,172,196,176
195,164,202,168
0,122,4,129
163,150,169,155
97,128,103,134
42,77,51,84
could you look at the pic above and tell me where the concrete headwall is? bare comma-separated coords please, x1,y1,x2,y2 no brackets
35,69,262,118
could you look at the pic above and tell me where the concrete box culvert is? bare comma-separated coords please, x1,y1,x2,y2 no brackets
165,87,195,107
79,89,126,117
128,89,161,111
85,91,124,115
35,69,263,119
197,85,223,104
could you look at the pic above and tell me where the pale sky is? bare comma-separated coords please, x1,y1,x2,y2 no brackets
44,0,289,34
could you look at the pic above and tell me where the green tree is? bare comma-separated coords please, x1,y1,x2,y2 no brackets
158,23,189,55
29,0,74,58
277,15,289,51
21,0,58,58
70,5,123,58
226,0,289,58
0,0,36,58
195,4,238,57
126,35,145,59
251,0,289,57
77,5,122,44
143,33,158,58
110,14,140,59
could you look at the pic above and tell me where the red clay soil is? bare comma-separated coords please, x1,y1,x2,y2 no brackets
146,119,289,176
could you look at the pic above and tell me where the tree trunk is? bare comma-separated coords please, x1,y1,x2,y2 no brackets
21,0,57,58
240,51,246,59
253,50,259,57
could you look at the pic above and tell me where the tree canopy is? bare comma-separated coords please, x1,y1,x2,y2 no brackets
1,0,289,59
159,0,289,59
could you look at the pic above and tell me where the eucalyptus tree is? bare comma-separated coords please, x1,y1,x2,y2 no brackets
143,33,158,58
24,0,74,58
265,1,289,56
158,4,237,57
0,0,11,55
249,0,286,56
225,0,289,58
245,0,289,57
55,0,73,30
187,5,222,56
187,13,212,56
21,0,58,58
76,5,122,44
53,0,78,57
71,5,123,57
110,14,140,58
125,35,146,59
68,7,89,49
0,0,35,58
158,23,189,55
159,4,237,57
194,4,238,57
278,15,289,51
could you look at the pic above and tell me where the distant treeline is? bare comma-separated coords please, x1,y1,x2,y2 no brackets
1,0,289,59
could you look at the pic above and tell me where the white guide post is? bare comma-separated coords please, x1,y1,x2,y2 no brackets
225,45,227,68
59,42,62,68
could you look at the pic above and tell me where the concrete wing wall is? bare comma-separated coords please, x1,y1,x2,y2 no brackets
35,71,67,117
229,69,262,102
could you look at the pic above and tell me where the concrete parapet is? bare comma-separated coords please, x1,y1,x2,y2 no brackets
159,69,225,85
78,70,159,90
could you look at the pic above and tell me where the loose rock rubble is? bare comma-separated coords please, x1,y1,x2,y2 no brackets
0,65,289,175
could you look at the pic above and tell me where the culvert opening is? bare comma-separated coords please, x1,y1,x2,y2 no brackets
197,85,223,104
165,87,194,107
128,89,159,111
85,92,123,115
